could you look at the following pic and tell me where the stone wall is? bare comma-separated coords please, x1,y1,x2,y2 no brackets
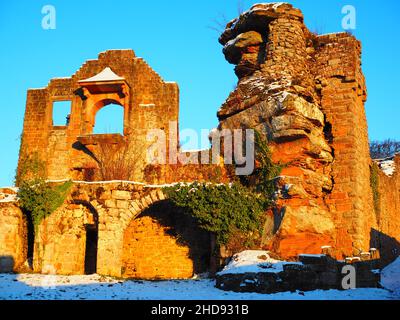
316,34,375,257
122,201,211,279
0,201,27,272
17,49,179,183
33,181,212,278
34,203,96,275
10,2,400,277
216,254,381,294
373,156,400,264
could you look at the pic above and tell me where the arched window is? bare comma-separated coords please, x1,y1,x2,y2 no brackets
93,103,124,135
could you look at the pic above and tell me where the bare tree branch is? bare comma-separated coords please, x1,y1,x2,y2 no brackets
370,139,400,159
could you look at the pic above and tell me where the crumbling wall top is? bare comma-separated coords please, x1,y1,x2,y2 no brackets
219,3,303,45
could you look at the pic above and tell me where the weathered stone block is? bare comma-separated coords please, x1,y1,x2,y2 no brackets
112,190,131,200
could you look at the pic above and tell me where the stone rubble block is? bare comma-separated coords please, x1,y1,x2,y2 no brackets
216,254,382,294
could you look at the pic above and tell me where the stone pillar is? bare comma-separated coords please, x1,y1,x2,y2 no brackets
316,33,376,256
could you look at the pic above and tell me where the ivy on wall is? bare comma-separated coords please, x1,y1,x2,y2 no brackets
370,162,381,218
164,182,267,245
18,180,72,230
16,152,72,230
241,130,283,198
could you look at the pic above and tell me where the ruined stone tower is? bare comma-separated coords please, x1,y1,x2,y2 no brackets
217,3,392,259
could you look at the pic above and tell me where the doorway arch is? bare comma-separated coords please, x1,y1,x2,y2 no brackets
34,202,99,275
93,103,124,135
121,200,211,279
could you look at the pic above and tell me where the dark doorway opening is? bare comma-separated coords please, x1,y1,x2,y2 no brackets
21,209,35,269
84,225,98,274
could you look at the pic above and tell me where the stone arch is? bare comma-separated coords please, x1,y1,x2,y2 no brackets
89,98,126,135
86,189,168,277
120,191,212,280
93,102,124,135
33,201,99,275
121,189,167,231
93,98,123,113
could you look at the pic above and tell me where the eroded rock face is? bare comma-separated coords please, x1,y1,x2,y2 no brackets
217,3,378,260
217,4,336,257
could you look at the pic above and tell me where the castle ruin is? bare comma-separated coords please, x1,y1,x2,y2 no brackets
0,3,399,279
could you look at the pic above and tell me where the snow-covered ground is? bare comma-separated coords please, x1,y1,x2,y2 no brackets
0,272,398,300
1,254,399,300
381,256,400,297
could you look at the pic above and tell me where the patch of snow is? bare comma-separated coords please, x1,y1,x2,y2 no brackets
378,159,395,176
28,87,46,90
271,2,285,10
318,32,348,37
180,148,210,153
45,179,187,189
79,67,125,83
274,91,291,105
298,254,326,258
47,179,146,186
0,194,18,203
267,83,283,90
45,180,232,190
217,250,299,275
381,257,400,297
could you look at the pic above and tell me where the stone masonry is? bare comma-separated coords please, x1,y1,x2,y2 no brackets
0,3,398,279
33,181,212,278
216,3,399,260
17,49,179,182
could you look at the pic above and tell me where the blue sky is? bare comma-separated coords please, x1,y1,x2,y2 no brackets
0,0,399,186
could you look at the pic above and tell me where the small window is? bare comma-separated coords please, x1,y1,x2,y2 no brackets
53,101,71,126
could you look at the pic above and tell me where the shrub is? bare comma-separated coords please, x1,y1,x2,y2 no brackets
164,182,268,245
164,130,281,246
18,180,72,230
16,152,72,230
94,141,146,181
